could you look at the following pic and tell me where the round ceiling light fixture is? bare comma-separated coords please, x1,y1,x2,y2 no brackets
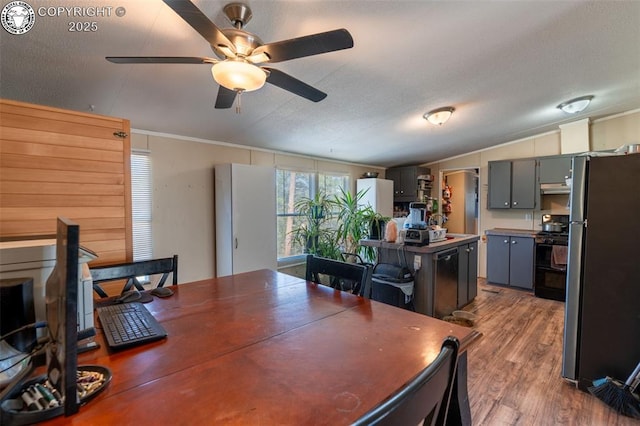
423,107,455,126
557,95,594,114
211,59,267,92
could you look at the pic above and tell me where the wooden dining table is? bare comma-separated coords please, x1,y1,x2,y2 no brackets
43,269,480,425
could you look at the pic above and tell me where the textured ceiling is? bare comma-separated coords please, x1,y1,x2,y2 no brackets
1,0,639,167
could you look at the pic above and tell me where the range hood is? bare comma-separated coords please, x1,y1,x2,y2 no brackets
540,182,571,195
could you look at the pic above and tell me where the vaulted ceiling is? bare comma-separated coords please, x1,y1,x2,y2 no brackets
1,0,639,167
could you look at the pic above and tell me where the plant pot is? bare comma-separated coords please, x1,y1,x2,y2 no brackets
369,220,387,240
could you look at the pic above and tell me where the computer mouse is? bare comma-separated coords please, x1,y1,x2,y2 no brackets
150,287,174,298
117,290,142,304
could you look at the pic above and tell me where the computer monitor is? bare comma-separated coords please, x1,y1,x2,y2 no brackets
44,217,79,416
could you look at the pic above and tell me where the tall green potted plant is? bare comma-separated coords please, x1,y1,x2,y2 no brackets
334,187,389,263
289,192,341,259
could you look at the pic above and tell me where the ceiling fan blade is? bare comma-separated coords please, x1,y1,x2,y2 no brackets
106,56,217,64
162,0,236,55
215,86,237,109
264,67,327,102
253,29,353,63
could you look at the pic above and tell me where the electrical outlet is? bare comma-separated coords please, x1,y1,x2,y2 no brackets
525,213,532,221
414,255,421,270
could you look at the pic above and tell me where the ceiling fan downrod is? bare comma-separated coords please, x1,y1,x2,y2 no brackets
223,3,252,29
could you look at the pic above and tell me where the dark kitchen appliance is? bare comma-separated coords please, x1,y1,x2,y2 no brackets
562,153,640,392
534,214,569,301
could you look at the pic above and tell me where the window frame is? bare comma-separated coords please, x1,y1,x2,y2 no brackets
276,168,350,263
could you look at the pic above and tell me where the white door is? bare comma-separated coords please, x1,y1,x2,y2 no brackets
231,164,277,274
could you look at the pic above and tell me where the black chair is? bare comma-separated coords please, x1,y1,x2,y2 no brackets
91,255,178,297
352,336,460,426
305,254,369,296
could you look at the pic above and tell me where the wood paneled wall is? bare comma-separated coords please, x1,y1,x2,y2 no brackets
0,99,132,266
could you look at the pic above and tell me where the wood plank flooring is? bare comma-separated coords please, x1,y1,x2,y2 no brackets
461,279,639,425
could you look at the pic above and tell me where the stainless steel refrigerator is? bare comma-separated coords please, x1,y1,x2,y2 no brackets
562,153,640,391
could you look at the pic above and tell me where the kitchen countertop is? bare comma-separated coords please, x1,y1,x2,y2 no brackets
484,228,537,238
361,234,480,254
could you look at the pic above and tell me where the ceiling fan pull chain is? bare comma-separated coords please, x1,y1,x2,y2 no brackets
235,89,243,114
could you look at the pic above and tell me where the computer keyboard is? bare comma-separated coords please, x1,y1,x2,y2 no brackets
97,302,167,349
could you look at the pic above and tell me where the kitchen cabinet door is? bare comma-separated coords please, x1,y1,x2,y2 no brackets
487,235,510,285
487,234,534,289
488,159,536,209
457,241,478,308
511,159,536,209
509,236,535,289
539,156,572,183
488,161,511,209
387,166,429,202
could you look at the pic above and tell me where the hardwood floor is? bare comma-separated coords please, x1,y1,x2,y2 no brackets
462,279,639,425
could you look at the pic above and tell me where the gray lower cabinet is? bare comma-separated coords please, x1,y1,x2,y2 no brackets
487,235,534,289
457,241,478,307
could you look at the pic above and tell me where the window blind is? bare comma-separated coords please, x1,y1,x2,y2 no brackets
131,150,152,261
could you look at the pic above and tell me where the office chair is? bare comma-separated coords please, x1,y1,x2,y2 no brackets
91,255,178,297
352,336,460,426
305,254,370,296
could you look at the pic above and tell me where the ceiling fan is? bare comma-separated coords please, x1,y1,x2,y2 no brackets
106,0,354,110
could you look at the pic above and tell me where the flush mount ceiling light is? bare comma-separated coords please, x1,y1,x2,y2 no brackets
557,95,594,114
423,107,455,126
211,59,267,92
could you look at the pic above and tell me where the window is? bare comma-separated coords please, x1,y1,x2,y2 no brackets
131,150,152,261
276,169,349,260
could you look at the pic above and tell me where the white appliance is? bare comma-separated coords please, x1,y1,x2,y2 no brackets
215,164,277,277
357,178,393,218
0,240,97,337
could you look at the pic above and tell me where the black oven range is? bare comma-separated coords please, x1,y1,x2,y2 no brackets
534,214,569,301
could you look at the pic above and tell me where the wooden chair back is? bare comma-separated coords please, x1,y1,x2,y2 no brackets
91,255,178,297
352,336,460,426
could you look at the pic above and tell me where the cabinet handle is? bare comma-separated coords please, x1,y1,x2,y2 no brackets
235,238,238,249
504,239,509,244
470,246,474,251
504,202,509,206
512,240,517,244
513,201,518,206
466,248,470,252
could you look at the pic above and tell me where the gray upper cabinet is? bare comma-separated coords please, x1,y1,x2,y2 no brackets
539,156,572,183
386,166,429,202
488,159,536,209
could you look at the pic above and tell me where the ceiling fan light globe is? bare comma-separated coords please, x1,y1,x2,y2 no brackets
212,60,266,92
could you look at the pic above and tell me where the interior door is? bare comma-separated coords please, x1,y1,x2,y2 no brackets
231,164,277,274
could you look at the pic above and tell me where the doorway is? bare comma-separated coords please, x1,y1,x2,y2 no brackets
441,169,479,235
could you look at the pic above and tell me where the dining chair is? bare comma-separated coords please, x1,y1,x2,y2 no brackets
90,255,178,297
305,254,370,296
351,336,460,426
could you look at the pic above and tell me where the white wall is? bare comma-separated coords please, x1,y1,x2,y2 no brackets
131,132,382,283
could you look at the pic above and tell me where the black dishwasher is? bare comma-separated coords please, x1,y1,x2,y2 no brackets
433,248,458,318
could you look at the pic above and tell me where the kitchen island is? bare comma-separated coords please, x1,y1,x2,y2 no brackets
361,234,480,318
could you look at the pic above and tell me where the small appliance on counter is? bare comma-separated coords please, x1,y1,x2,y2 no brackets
402,202,429,245
403,202,427,229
